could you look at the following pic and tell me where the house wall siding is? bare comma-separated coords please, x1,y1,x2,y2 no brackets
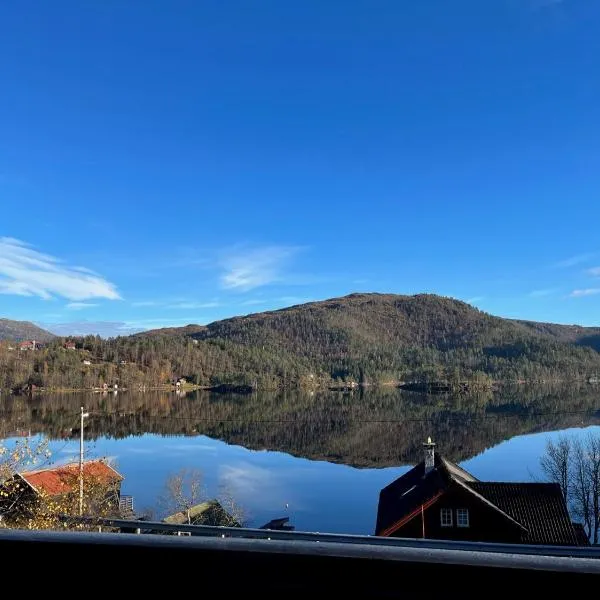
390,483,524,543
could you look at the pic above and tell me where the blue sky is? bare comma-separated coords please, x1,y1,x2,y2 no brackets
1,0,600,335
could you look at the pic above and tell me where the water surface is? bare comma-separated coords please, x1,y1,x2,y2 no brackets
1,385,599,533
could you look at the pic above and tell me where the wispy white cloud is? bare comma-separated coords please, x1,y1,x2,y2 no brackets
277,296,311,306
218,462,293,512
66,302,99,310
132,299,220,309
219,463,273,497
587,267,600,277
554,253,595,269
121,317,204,329
240,296,310,309
240,299,266,306
220,246,301,291
569,289,600,298
466,296,484,304
0,237,120,300
163,442,218,455
168,301,220,309
42,321,144,337
528,289,555,298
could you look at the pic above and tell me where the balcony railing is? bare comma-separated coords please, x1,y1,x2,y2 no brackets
60,515,600,558
0,520,598,595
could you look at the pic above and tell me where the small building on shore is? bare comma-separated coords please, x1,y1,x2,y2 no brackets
0,460,124,522
163,500,239,527
375,438,588,546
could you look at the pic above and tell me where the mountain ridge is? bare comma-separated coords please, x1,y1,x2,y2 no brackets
140,293,600,343
3,293,600,391
0,318,56,342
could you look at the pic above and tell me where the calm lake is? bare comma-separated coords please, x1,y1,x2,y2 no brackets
1,385,599,534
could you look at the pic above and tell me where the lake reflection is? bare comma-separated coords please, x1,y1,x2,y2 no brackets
1,385,600,533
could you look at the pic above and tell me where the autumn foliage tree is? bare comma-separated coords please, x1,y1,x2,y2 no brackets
0,439,121,530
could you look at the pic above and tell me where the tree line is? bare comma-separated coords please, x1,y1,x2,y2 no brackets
2,294,600,391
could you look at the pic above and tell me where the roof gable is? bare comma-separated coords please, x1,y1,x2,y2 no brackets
19,460,123,497
440,457,478,484
376,454,457,535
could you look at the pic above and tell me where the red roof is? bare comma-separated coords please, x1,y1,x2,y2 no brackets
19,460,123,496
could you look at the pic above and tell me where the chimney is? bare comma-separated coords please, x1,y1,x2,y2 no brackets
423,437,436,475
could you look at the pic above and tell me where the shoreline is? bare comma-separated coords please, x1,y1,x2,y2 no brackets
2,377,596,396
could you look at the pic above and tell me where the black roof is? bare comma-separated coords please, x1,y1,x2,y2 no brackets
467,482,578,546
376,452,583,546
375,453,476,535
572,522,591,546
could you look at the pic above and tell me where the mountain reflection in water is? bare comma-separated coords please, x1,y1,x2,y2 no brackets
1,385,599,533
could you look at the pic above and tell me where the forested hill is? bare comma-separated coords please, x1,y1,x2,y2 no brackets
181,293,600,386
515,319,600,352
0,319,55,342
3,293,600,391
195,293,600,354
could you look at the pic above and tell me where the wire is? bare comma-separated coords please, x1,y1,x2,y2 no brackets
77,407,600,425
3,407,599,436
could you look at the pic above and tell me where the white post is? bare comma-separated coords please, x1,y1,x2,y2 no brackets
79,406,84,516
79,407,90,515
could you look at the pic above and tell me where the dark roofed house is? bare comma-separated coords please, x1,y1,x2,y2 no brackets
573,522,590,546
375,438,588,546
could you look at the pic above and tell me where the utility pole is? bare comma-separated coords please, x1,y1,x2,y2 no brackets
79,407,89,516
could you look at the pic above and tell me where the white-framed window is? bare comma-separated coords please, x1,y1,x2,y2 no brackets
456,508,470,528
440,508,453,527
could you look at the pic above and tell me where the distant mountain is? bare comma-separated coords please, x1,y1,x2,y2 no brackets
43,321,144,338
0,319,55,342
137,324,207,337
4,293,600,391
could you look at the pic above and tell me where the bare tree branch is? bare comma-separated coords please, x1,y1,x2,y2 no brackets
540,433,600,544
540,435,571,504
160,469,206,524
218,483,248,527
